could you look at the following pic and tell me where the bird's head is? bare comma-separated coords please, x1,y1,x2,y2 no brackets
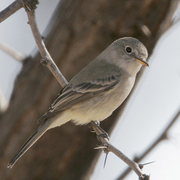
106,37,149,76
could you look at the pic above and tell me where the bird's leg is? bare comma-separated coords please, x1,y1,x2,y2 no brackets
90,121,110,168
93,121,110,140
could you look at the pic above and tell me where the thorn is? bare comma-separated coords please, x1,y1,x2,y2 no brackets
139,161,156,169
103,151,108,168
94,145,107,150
90,130,95,133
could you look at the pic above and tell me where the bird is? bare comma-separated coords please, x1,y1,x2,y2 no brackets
7,37,148,168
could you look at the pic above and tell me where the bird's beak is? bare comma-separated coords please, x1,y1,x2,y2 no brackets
135,58,149,67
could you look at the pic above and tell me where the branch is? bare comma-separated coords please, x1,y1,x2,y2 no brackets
0,41,25,62
0,88,8,113
0,0,23,23
117,107,180,179
90,121,150,180
23,0,68,87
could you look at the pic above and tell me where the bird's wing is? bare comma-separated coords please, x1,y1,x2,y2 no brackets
38,74,120,122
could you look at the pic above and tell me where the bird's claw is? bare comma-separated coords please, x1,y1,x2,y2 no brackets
96,132,109,141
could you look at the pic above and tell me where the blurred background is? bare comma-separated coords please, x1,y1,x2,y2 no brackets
0,0,180,179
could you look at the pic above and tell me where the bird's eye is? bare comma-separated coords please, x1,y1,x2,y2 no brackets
125,47,132,54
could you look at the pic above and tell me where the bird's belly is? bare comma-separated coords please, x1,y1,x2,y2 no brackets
70,77,135,125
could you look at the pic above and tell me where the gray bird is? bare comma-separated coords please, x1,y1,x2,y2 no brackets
7,37,148,168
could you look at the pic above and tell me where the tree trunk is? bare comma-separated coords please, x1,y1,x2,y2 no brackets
0,0,178,179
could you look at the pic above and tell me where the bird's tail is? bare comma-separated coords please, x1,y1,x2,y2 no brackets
7,121,49,169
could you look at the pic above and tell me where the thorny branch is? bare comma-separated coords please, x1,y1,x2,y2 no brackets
117,107,180,180
90,121,150,180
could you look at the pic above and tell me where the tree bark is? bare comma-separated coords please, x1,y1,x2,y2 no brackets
0,0,178,179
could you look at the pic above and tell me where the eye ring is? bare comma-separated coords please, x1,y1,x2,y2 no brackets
125,46,132,54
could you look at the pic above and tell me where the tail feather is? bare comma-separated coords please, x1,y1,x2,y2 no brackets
7,111,69,168
7,123,49,169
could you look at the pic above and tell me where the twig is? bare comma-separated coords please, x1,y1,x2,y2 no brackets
0,41,25,62
90,121,150,180
117,107,180,180
23,0,68,87
0,88,8,113
0,0,23,23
